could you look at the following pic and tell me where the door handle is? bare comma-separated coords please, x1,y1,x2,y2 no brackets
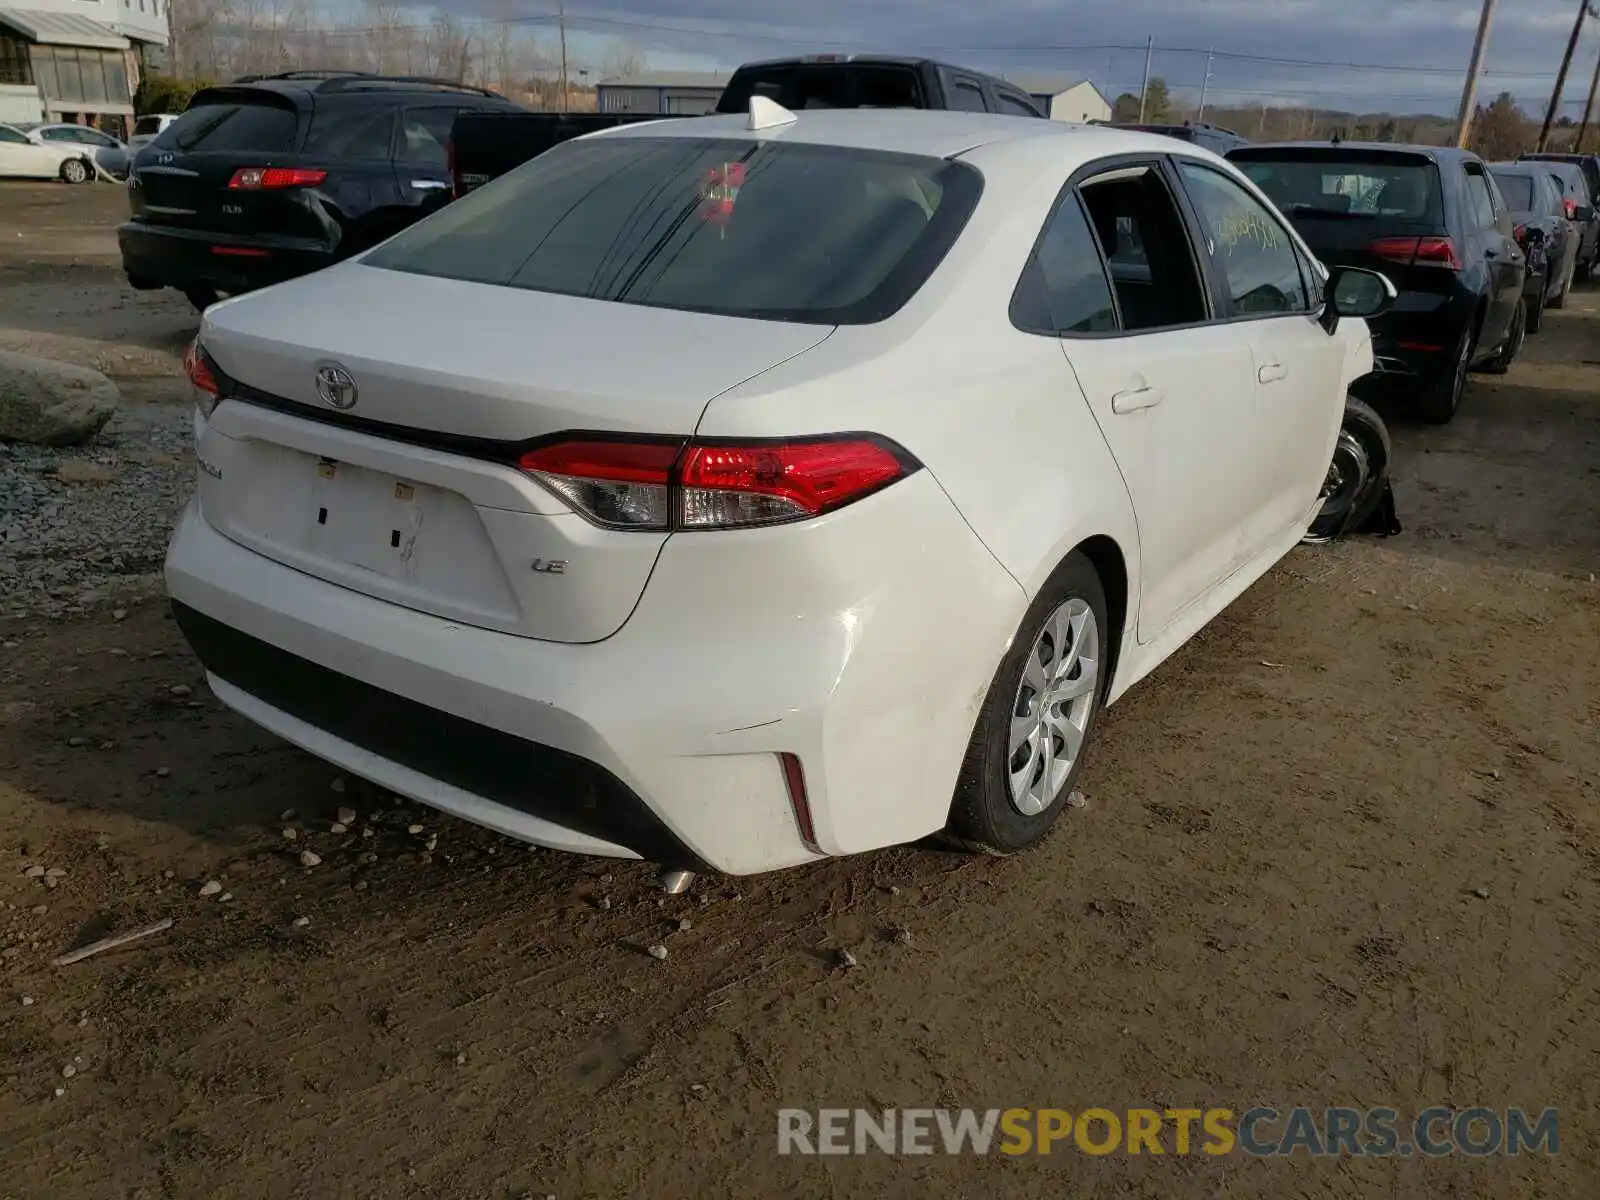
409,179,449,191
1110,385,1164,414
1257,361,1288,384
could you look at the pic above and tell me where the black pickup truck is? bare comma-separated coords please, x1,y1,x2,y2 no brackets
449,54,1047,196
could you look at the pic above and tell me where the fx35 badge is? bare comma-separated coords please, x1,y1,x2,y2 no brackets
531,558,567,575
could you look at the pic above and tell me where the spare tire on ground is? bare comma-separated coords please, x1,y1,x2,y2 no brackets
0,349,119,447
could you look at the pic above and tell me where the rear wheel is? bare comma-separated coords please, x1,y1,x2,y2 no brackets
946,553,1107,855
1305,396,1392,543
59,157,90,185
1482,298,1525,375
1417,321,1473,425
1526,286,1546,334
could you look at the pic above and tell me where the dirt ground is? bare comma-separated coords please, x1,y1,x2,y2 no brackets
2,181,1598,1199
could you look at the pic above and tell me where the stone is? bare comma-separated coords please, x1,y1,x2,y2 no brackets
54,461,116,485
0,349,120,446
299,850,322,868
336,807,357,826
646,943,669,960
198,880,222,897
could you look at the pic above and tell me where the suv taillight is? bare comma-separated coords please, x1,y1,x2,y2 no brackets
228,167,327,190
1562,198,1577,220
1369,235,1462,270
517,435,918,531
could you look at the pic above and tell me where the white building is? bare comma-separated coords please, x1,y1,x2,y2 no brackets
1006,74,1112,124
0,0,169,133
597,72,730,117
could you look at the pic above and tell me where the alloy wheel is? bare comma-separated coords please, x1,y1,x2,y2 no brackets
1008,598,1099,816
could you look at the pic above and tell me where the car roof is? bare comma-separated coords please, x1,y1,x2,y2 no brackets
591,108,1214,163
1487,161,1543,175
1230,140,1477,162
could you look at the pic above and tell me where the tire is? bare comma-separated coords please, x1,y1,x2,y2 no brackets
1578,257,1593,284
59,157,90,185
1526,287,1546,334
1305,395,1392,543
1481,298,1525,375
1417,321,1473,425
182,285,220,313
946,553,1108,855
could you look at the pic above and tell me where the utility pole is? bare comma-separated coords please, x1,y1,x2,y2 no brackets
558,2,570,114
1196,47,1214,122
1454,0,1497,147
1137,36,1153,122
1577,46,1600,151
1538,0,1598,152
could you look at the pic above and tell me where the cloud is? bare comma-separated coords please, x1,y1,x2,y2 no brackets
429,0,1600,116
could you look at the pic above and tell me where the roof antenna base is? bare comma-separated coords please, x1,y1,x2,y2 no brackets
748,95,798,131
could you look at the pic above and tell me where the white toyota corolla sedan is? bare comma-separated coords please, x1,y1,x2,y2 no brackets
167,102,1393,877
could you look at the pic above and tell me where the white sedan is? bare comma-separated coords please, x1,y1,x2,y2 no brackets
166,103,1392,877
20,122,131,179
0,121,101,182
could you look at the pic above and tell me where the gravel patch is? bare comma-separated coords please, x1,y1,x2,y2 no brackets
0,399,192,618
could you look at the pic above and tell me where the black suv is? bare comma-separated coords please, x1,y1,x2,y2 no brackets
119,71,521,310
1105,121,1250,156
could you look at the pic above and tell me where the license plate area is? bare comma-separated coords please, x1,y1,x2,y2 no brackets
306,457,436,580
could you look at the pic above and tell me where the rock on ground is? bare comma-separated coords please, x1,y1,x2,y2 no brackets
0,349,119,447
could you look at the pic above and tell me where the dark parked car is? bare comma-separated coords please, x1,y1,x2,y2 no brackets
1527,159,1598,286
1520,151,1600,279
119,71,522,310
448,111,659,198
1489,162,1572,332
1229,141,1526,423
713,55,1047,117
1103,121,1250,156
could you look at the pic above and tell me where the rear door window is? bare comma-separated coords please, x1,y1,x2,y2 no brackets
948,80,987,112
364,135,982,325
1490,172,1533,211
304,104,397,160
1462,164,1498,229
1076,163,1210,331
160,100,299,152
994,90,1041,118
398,106,465,167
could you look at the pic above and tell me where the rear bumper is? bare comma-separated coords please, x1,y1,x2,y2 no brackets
164,462,1025,874
1362,290,1475,380
118,221,336,294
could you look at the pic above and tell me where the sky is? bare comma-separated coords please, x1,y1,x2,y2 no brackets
421,0,1600,117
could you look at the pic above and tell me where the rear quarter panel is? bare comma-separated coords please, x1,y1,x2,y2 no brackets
696,138,1142,664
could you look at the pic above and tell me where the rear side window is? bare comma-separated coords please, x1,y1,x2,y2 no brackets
995,91,1041,118
1233,153,1441,222
1490,172,1533,211
1463,165,1497,229
948,81,987,112
304,105,396,159
133,116,162,136
398,106,464,166
1011,192,1118,334
160,100,299,152
364,135,983,325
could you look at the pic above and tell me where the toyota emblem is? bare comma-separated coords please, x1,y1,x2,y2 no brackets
315,364,359,410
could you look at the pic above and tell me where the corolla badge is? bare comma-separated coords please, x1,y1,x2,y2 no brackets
315,364,359,410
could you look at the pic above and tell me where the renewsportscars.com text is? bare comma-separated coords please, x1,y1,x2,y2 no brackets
776,1106,1559,1158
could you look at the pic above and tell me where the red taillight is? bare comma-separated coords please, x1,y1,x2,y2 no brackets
1368,235,1461,270
778,752,819,850
515,435,916,531
1513,223,1527,243
227,167,327,190
182,338,218,395
1563,198,1577,220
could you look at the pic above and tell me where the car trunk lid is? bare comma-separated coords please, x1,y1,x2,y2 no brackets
194,263,833,642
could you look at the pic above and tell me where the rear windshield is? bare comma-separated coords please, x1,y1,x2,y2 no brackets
1232,152,1442,222
364,135,982,324
1490,172,1534,210
716,66,925,113
158,99,299,153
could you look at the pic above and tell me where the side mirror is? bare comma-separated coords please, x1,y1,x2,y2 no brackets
1319,265,1397,334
